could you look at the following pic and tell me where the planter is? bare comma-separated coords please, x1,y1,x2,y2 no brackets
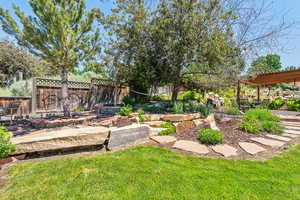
0,157,13,165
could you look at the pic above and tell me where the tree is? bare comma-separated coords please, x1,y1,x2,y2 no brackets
0,39,52,82
106,0,241,101
0,0,101,116
248,54,282,75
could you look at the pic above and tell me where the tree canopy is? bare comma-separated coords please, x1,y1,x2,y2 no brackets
248,54,282,75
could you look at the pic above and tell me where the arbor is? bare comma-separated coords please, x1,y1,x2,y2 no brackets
248,54,282,75
0,39,51,82
0,0,101,116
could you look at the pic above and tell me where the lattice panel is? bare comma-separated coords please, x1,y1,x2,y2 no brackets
36,78,91,89
91,78,114,86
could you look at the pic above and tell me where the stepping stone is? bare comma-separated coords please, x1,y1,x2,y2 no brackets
239,142,266,155
250,137,285,147
282,122,300,126
149,128,167,136
266,134,291,142
284,130,300,135
282,133,299,138
211,144,237,157
173,140,209,154
283,126,300,131
151,136,177,144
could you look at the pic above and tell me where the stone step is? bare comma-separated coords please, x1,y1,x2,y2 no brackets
12,126,110,155
173,140,209,154
239,142,266,155
265,134,291,142
250,137,285,147
150,136,177,144
211,144,238,157
282,133,299,138
143,121,165,128
284,130,300,135
281,122,300,127
283,126,300,131
150,128,167,136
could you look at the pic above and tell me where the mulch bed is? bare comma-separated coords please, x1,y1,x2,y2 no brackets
173,119,268,150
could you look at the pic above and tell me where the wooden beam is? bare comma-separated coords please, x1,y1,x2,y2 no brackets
257,86,260,102
237,80,241,110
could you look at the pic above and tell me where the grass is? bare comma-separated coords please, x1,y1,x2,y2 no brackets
1,145,300,200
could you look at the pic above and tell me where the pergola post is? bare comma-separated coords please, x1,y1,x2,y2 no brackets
237,80,241,109
257,85,260,102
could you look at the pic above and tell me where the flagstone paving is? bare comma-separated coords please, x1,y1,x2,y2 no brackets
283,125,300,131
251,137,285,147
151,136,177,144
282,133,299,138
211,144,237,157
239,142,266,155
173,140,209,154
284,129,300,135
266,134,292,142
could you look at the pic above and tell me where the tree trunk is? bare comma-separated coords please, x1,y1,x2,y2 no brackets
171,82,180,102
61,67,71,117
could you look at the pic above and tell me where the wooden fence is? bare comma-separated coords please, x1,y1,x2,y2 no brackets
0,78,128,117
0,96,31,116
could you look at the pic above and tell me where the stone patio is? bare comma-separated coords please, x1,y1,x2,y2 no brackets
173,140,209,154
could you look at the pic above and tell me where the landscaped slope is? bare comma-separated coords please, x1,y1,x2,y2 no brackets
1,145,300,200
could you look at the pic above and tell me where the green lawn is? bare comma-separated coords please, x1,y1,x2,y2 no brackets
1,145,300,200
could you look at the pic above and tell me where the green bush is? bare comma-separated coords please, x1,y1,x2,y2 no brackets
287,99,300,111
240,108,282,134
261,121,283,134
122,96,136,106
170,102,184,114
198,128,224,145
267,99,285,110
0,126,16,159
151,95,162,101
196,105,211,118
161,122,173,128
180,91,197,101
137,109,145,122
184,101,199,112
72,107,84,113
225,107,240,115
158,127,176,136
145,104,167,113
118,105,132,116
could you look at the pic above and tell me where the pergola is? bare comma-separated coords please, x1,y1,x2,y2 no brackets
237,69,300,109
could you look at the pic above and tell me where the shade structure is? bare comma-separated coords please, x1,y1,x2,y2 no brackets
241,69,300,85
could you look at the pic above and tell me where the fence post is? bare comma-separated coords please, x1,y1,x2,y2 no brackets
31,78,37,116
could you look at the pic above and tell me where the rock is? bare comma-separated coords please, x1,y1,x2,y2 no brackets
161,114,194,122
0,157,13,165
191,113,202,119
107,124,150,150
173,140,209,154
239,142,266,155
282,133,299,138
220,118,232,123
283,126,300,131
128,113,138,118
142,114,161,121
250,137,285,147
31,119,48,128
205,114,220,131
7,125,18,132
150,128,167,136
12,126,109,155
175,121,195,133
284,130,300,135
151,136,177,144
193,119,205,126
143,121,165,128
212,144,238,157
265,134,291,142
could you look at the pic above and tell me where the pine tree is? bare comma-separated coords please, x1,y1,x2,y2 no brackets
0,0,101,116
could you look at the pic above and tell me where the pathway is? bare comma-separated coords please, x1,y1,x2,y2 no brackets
150,120,300,158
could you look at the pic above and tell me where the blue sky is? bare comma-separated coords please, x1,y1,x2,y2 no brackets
0,0,299,68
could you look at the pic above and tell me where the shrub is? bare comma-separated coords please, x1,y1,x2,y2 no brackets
261,121,283,134
72,107,84,113
151,95,162,101
267,99,285,110
0,126,16,159
161,121,173,128
240,108,282,134
184,101,199,112
137,109,145,122
145,104,167,113
198,128,224,145
181,91,197,101
118,105,132,116
196,105,211,118
287,99,300,111
225,107,240,115
158,127,176,136
170,102,184,114
122,95,136,106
